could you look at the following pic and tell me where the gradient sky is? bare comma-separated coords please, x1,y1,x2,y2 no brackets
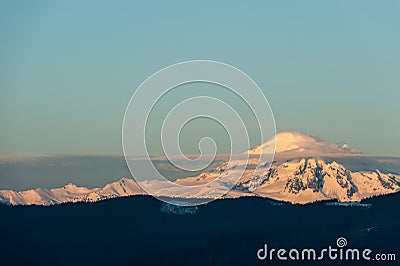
1,0,399,156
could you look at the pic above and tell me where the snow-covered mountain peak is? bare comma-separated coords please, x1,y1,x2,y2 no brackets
249,131,360,155
1,156,399,205
63,183,78,189
0,133,398,206
232,157,400,204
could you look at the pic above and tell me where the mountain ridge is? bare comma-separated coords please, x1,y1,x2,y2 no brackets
1,131,399,206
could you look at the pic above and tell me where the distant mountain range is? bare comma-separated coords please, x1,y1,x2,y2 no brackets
1,132,399,206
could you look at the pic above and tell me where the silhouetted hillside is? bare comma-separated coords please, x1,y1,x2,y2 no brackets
1,194,399,265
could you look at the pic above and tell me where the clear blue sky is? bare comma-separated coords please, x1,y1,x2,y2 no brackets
1,0,399,156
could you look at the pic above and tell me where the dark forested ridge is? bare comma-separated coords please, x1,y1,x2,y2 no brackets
1,194,399,266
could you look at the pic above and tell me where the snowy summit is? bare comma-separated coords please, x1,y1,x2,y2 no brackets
249,131,360,155
1,132,398,206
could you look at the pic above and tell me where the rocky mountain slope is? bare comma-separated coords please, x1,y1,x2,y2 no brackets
1,132,399,205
